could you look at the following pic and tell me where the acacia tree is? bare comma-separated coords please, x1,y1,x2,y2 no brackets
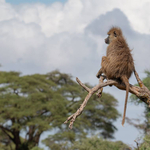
70,136,130,150
43,90,119,150
0,71,68,150
0,70,120,150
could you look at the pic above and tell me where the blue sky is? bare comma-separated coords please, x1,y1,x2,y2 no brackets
6,0,67,5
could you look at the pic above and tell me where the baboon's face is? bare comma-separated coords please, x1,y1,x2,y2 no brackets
105,35,110,44
105,31,117,44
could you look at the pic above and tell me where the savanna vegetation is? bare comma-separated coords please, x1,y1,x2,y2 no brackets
0,70,149,150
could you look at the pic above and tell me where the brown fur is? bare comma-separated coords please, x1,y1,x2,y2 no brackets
96,27,134,126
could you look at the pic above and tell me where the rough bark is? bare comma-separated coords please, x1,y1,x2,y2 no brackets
64,70,150,129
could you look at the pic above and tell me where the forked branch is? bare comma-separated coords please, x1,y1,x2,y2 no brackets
64,70,150,129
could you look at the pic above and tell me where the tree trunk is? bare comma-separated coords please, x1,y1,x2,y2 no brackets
13,130,22,150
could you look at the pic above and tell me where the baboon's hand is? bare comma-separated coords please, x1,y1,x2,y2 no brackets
102,56,107,62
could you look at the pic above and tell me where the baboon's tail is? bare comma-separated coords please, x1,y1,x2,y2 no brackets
121,76,129,126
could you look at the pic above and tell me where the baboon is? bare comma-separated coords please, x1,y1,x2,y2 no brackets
96,27,134,126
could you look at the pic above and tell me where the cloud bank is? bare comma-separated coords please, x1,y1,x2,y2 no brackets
0,0,150,79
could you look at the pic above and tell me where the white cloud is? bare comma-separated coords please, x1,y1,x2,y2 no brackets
0,0,149,76
0,0,16,21
0,0,149,79
0,19,44,62
2,0,150,37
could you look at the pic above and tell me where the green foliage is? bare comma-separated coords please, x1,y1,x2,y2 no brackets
43,77,120,149
130,71,150,133
31,147,44,150
0,70,120,150
130,71,150,149
0,70,69,149
0,131,15,150
143,71,150,90
135,135,150,150
71,136,130,150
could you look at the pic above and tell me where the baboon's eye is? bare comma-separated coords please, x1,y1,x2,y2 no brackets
114,31,117,37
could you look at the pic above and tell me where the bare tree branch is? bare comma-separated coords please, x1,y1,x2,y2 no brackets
64,71,150,129
96,75,105,98
0,125,14,141
134,140,140,150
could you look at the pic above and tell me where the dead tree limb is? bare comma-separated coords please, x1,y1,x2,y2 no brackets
134,140,140,150
64,70,150,129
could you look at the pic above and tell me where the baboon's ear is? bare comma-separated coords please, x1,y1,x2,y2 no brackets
114,31,117,37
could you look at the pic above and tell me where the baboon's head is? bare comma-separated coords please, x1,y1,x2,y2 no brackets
105,27,122,44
